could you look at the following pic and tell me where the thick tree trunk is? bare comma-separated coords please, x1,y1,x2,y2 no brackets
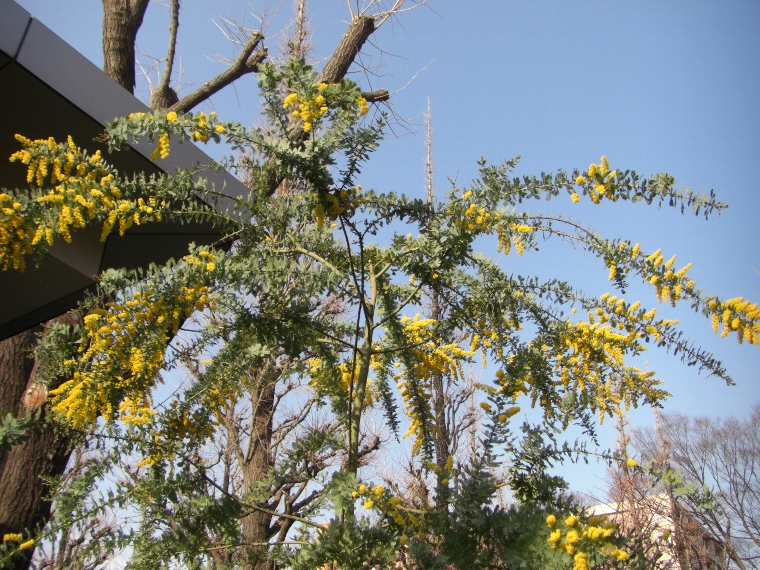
0,316,79,570
240,382,276,570
102,0,150,93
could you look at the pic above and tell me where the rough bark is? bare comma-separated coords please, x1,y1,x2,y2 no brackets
317,16,374,84
240,382,276,570
0,315,80,570
102,0,151,94
0,327,39,477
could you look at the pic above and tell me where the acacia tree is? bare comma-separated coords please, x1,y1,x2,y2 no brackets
2,2,760,570
0,1,398,568
2,47,760,568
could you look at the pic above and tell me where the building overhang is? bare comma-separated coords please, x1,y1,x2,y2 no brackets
0,1,248,339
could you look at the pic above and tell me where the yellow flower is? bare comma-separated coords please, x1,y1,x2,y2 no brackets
573,552,589,570
205,261,215,272
364,499,374,509
626,458,637,467
214,125,225,134
548,529,562,544
166,111,178,123
611,549,630,561
575,176,585,185
19,539,35,551
3,534,22,542
546,514,557,527
283,93,298,108
565,515,578,527
400,536,409,545
358,484,367,494
571,192,580,203
373,485,385,497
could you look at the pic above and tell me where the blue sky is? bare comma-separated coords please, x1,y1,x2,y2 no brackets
17,0,760,496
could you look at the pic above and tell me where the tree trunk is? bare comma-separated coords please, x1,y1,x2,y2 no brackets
0,316,79,570
240,382,276,570
102,0,150,94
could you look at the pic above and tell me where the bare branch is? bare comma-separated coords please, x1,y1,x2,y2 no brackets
283,0,312,60
148,0,180,110
170,31,267,113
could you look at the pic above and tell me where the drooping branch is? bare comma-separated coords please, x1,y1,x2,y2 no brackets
169,32,267,114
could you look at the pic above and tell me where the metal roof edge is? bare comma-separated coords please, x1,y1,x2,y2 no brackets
2,0,250,214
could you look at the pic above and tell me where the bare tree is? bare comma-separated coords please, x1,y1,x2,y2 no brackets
633,408,760,570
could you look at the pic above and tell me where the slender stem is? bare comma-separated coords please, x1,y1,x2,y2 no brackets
373,281,424,331
160,0,180,91
347,266,376,474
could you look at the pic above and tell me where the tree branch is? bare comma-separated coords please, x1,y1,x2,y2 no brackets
170,32,267,114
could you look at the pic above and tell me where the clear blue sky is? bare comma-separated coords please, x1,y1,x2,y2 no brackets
17,0,760,495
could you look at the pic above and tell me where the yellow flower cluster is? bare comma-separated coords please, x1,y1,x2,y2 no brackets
575,156,617,204
514,293,677,420
138,395,223,467
313,186,365,228
640,248,696,306
5,134,166,266
283,82,368,132
189,111,215,143
451,191,503,234
352,482,420,532
709,296,760,344
546,513,628,566
356,95,369,115
0,193,32,270
542,293,677,420
129,110,225,150
2,533,34,553
149,133,170,161
50,253,218,429
283,83,326,132
393,315,479,453
308,357,377,408
496,223,533,256
634,244,759,344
